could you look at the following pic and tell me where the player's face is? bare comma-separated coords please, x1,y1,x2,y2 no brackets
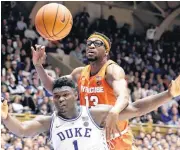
86,37,107,62
53,87,78,116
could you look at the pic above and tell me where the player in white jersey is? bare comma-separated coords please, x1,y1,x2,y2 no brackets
1,76,180,150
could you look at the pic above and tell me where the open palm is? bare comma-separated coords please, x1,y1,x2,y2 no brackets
169,75,180,97
31,45,46,66
1,100,8,120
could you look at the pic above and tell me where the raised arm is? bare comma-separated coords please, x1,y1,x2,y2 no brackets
106,64,129,114
1,100,51,137
31,45,83,93
92,75,180,125
119,75,180,120
104,64,129,139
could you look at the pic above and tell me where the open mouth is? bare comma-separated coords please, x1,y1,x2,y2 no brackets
88,52,95,54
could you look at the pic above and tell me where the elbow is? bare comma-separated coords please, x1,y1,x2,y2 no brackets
134,108,143,118
16,127,32,138
14,127,26,138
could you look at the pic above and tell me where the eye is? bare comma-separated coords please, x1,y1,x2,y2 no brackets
54,95,60,99
94,41,104,46
63,93,68,97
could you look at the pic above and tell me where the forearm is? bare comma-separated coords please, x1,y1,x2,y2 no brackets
35,65,54,93
2,114,25,137
132,90,172,116
113,94,129,113
119,91,172,120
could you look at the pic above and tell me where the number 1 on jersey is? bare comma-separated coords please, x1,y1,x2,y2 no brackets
85,96,99,107
73,140,78,150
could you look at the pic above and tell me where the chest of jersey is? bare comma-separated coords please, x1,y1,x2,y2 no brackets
78,74,116,107
50,107,108,150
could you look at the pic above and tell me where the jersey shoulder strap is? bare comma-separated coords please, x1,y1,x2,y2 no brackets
98,60,117,77
80,65,90,77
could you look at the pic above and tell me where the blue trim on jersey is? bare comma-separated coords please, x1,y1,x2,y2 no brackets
86,107,103,130
48,113,55,141
58,107,82,122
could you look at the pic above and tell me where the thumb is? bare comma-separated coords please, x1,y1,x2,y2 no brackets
31,46,36,55
41,46,45,53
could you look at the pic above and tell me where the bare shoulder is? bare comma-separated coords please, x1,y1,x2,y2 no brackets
106,63,125,81
71,67,85,82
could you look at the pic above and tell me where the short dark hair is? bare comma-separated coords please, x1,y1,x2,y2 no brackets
53,77,76,90
91,32,111,48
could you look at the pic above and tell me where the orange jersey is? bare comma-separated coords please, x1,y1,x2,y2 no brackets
78,60,129,132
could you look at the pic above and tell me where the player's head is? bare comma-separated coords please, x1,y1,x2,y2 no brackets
86,32,111,62
52,77,78,117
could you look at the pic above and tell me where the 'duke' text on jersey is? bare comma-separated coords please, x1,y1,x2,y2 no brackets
57,128,92,141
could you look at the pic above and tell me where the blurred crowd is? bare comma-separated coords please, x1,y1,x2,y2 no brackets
1,2,180,150
1,124,52,150
134,127,180,150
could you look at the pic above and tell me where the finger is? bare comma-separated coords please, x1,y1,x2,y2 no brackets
31,46,36,54
35,45,41,51
3,100,7,106
42,53,47,60
41,46,45,52
111,128,116,139
106,127,110,141
40,46,46,57
176,75,180,83
116,124,122,137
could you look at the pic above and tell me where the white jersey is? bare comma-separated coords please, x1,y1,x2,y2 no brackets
49,106,108,150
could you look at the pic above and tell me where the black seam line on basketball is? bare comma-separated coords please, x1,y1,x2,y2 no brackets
53,12,71,36
42,5,56,41
46,11,71,38
52,4,59,36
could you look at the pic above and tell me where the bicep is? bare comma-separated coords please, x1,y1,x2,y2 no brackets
21,116,51,137
106,64,128,96
70,67,84,82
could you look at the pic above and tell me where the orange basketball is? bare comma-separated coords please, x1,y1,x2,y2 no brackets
35,3,73,41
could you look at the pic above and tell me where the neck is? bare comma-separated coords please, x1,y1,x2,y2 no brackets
57,104,80,119
89,57,107,76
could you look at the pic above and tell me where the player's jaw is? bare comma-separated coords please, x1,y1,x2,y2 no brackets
86,48,98,62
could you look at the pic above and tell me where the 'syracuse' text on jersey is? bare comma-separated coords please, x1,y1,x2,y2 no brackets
49,106,108,150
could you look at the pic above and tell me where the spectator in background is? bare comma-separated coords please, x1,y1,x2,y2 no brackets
151,108,161,124
16,16,27,37
11,95,24,113
70,45,83,62
8,77,25,94
160,106,171,124
146,24,157,43
38,37,49,47
24,24,38,41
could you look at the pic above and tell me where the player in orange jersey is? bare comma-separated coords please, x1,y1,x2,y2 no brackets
32,32,179,150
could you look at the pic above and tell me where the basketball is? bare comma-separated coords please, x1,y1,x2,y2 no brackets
35,3,73,41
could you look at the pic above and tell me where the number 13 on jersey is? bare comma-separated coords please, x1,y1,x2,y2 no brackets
84,96,99,107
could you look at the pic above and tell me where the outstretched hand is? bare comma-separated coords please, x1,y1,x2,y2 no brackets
31,45,46,66
1,99,8,120
168,75,180,97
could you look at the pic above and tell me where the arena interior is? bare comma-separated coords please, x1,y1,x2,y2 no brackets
1,1,180,150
